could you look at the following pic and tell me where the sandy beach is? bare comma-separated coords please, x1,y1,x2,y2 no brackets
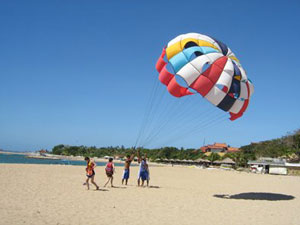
0,164,299,225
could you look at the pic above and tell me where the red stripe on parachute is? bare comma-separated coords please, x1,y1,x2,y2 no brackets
156,48,193,98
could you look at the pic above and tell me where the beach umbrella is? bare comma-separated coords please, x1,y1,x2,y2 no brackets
195,158,208,163
199,158,210,163
214,160,223,164
221,157,236,164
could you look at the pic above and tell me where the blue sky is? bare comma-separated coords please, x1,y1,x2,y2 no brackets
1,0,300,151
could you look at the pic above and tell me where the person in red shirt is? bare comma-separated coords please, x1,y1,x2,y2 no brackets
84,157,99,190
104,158,115,187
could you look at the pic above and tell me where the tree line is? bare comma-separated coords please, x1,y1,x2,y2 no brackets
52,145,204,161
51,129,300,167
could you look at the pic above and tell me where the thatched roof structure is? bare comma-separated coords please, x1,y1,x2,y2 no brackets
214,157,235,164
194,158,210,163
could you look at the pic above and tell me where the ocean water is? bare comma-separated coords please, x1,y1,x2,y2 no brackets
0,153,126,167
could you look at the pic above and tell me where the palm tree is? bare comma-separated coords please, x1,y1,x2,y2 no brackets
207,153,221,164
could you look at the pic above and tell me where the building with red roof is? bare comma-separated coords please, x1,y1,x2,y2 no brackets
200,143,240,154
227,147,240,153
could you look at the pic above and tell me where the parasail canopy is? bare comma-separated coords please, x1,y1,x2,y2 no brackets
156,33,254,121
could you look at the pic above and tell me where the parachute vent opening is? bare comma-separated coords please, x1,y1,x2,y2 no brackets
216,84,228,93
175,74,189,88
189,51,203,61
201,62,211,74
166,62,175,74
163,52,168,62
184,41,198,49
187,87,198,94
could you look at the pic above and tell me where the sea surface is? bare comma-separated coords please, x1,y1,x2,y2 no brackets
0,153,126,166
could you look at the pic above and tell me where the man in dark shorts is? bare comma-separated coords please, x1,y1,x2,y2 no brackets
122,153,135,185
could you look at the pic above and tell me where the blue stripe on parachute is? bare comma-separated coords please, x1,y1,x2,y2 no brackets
169,47,218,73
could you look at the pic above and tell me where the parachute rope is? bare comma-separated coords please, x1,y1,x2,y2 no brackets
134,32,253,149
152,114,227,148
134,78,160,148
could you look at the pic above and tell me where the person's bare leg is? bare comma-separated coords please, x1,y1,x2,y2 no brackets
146,179,149,187
110,176,114,187
137,178,140,186
86,177,90,190
141,180,145,187
122,179,124,185
104,177,110,187
125,179,128,185
91,176,99,189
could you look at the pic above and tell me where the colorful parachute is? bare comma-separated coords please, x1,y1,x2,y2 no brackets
156,33,254,121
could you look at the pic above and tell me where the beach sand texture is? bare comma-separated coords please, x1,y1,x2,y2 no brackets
0,164,299,225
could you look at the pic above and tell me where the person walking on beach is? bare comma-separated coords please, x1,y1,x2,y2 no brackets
122,153,135,185
137,151,150,187
84,157,99,190
104,158,115,187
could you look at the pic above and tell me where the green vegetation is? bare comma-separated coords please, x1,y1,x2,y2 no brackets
240,129,300,161
206,153,221,163
52,145,204,161
221,129,300,167
223,151,256,167
51,129,300,167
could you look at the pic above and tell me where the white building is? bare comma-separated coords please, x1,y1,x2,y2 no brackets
248,157,300,175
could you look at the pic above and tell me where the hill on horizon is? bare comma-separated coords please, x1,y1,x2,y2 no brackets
240,129,300,161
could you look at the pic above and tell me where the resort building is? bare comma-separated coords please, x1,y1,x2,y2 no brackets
200,143,240,154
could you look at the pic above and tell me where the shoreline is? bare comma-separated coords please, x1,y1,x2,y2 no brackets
0,152,162,167
0,151,30,155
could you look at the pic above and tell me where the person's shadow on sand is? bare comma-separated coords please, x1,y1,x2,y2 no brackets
148,185,160,189
214,192,295,201
95,188,109,191
110,186,127,189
